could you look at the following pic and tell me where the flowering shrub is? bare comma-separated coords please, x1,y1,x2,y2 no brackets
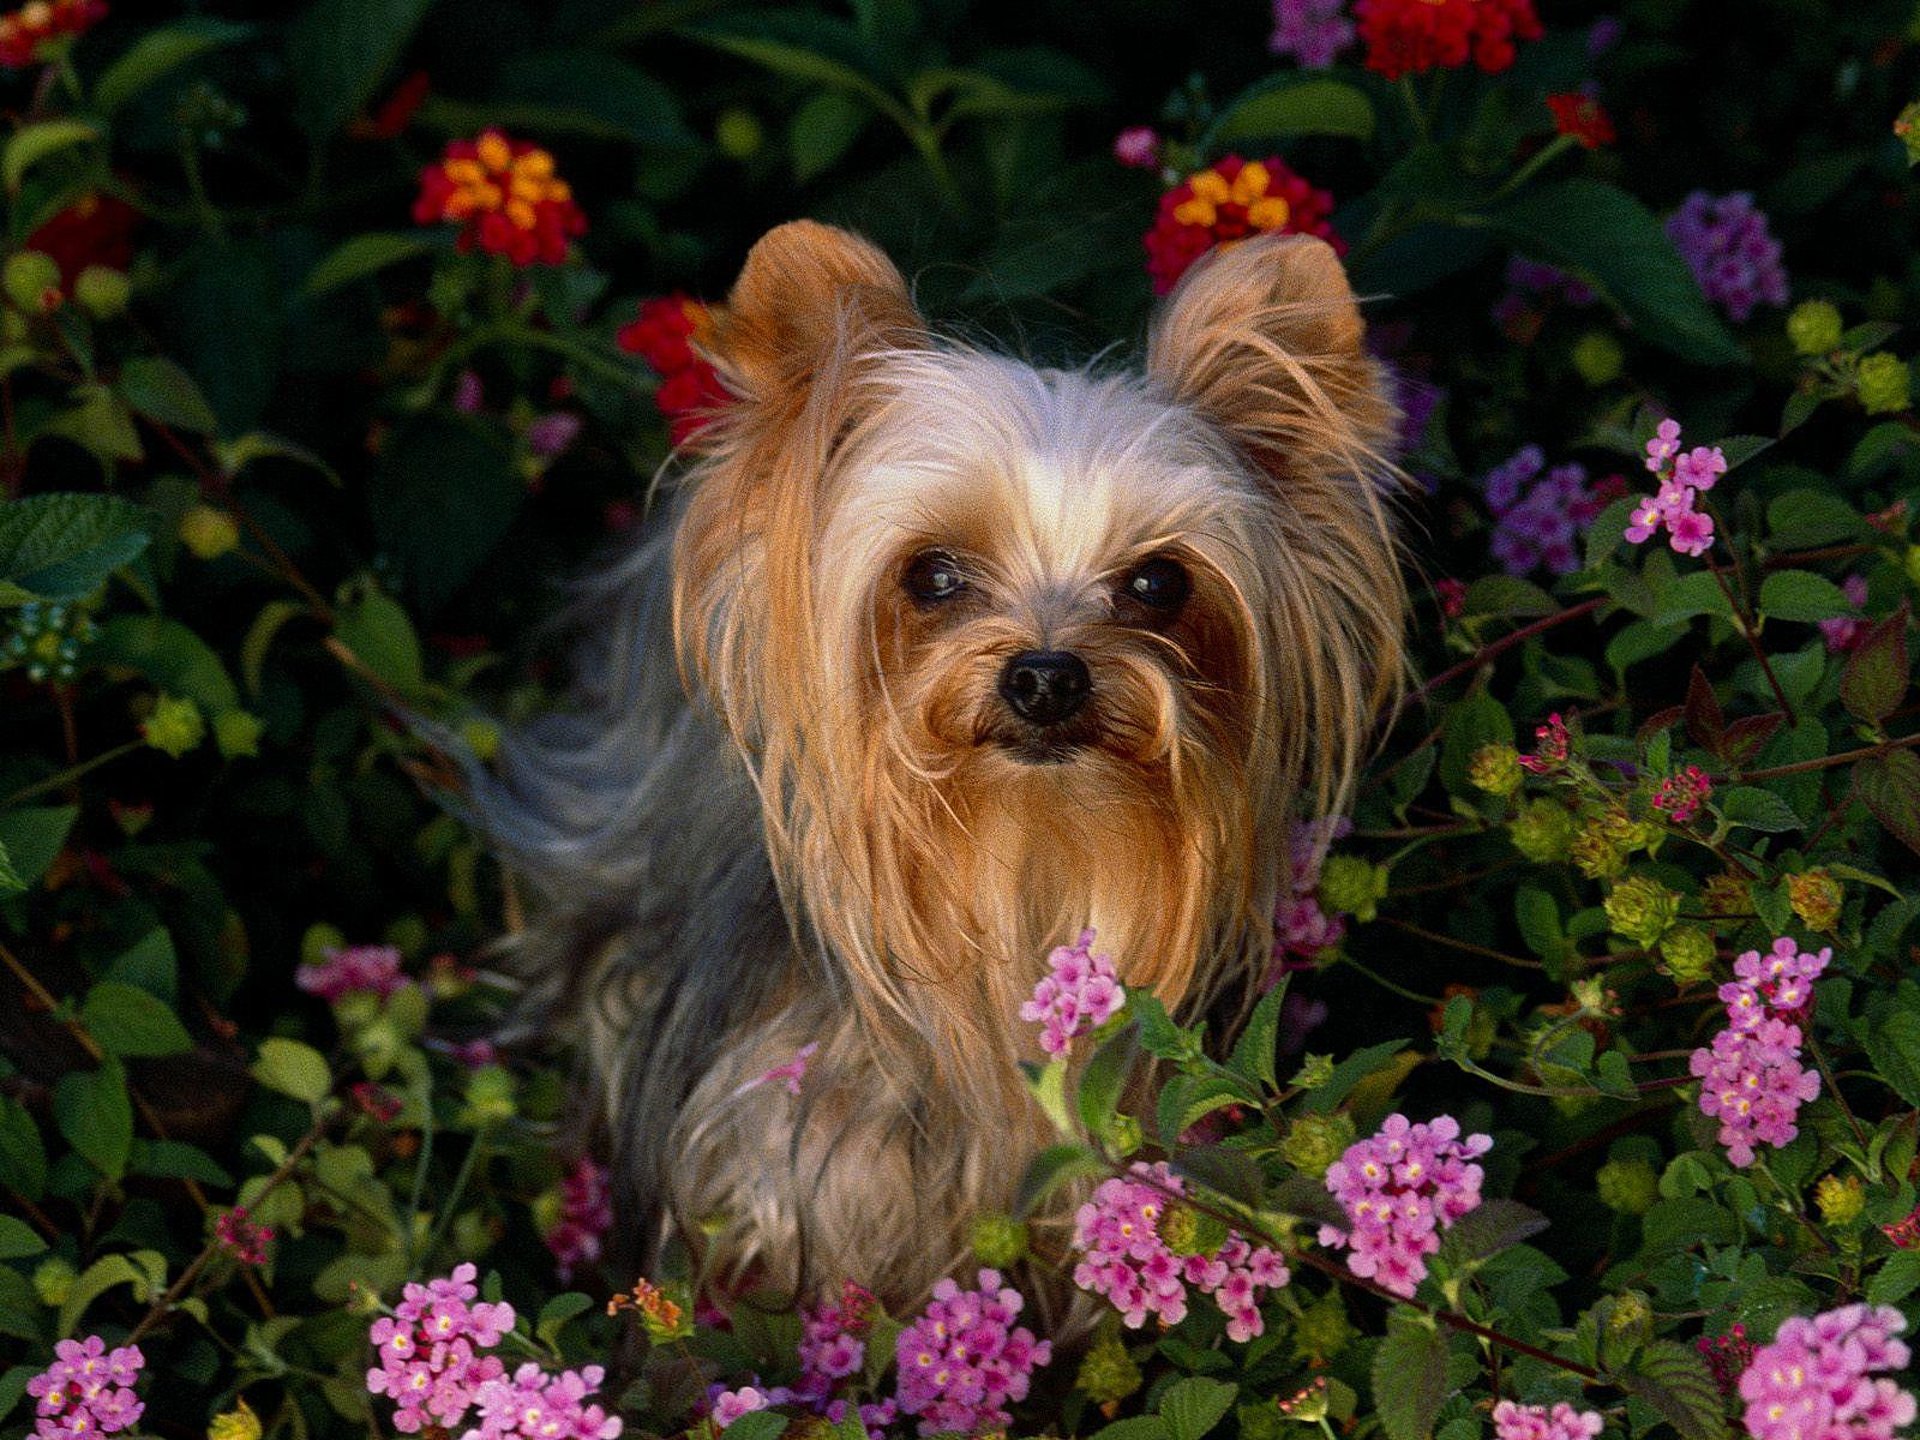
3,6,1920,1440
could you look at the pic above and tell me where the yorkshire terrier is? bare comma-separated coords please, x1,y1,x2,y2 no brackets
478,220,1406,1310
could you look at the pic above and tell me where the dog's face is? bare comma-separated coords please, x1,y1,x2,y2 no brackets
670,221,1404,1065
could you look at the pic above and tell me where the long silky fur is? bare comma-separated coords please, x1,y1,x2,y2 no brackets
469,224,1408,1316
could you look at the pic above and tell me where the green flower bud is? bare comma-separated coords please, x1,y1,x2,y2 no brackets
302,922,347,966
179,505,240,560
969,1213,1029,1267
1788,869,1844,933
1606,1290,1654,1350
1815,1173,1865,1226
72,266,130,319
1786,300,1843,356
1278,1111,1356,1179
1509,799,1575,863
1571,329,1624,386
1658,925,1717,984
1857,352,1912,415
1595,1157,1658,1215
715,107,765,160
1318,854,1388,923
1075,1330,1143,1405
214,709,263,759
4,251,61,313
1604,874,1682,948
461,1064,518,1127
1468,742,1524,797
33,1256,77,1307
1108,1113,1143,1156
141,693,205,757
1160,1203,1229,1258
1291,1053,1337,1089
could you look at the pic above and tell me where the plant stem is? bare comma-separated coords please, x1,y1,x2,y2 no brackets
1399,597,1607,715
1379,916,1543,969
1737,729,1920,780
1704,550,1797,725
3,739,141,806
1488,134,1577,203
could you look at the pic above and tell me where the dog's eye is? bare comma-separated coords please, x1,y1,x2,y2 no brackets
1122,556,1191,612
903,550,968,605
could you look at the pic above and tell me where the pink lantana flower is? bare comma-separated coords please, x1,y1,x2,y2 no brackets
1624,418,1726,559
1021,928,1125,1055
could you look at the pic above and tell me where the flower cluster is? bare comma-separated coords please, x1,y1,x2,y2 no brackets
297,943,409,1002
1113,126,1160,169
1737,1305,1914,1440
1021,928,1125,1055
1268,0,1353,68
1689,938,1830,1167
26,1336,144,1440
1491,1401,1605,1440
544,1156,613,1281
413,130,586,266
1653,766,1713,825
24,192,138,291
0,0,106,68
215,1205,274,1266
894,1268,1052,1436
1482,444,1624,575
793,1281,877,1405
1665,191,1789,323
468,1363,623,1440
1320,1112,1492,1297
366,1263,516,1433
1625,418,1725,558
1274,816,1352,964
4,600,97,684
1820,575,1872,653
711,1388,770,1430
1520,713,1571,776
617,294,729,445
1071,1161,1290,1340
1699,1323,1758,1395
1354,0,1541,81
1547,92,1615,149
1144,154,1341,295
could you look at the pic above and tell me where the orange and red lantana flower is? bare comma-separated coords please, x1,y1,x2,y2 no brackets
1353,0,1541,81
0,0,106,68
617,295,729,445
412,130,586,267
1144,154,1343,295
1547,92,1616,149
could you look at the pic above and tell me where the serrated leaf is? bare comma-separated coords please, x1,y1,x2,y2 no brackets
1759,570,1851,622
1091,1420,1172,1440
1858,750,1920,860
1840,604,1910,727
1015,1142,1107,1216
1615,1339,1727,1440
1767,490,1864,547
1171,1144,1267,1208
333,587,425,697
0,806,77,890
1160,1377,1239,1440
1718,786,1803,834
0,1096,46,1200
1373,1314,1449,1440
79,981,193,1058
0,493,151,602
1441,1198,1549,1262
1862,1009,1920,1108
1462,575,1558,619
1868,1250,1920,1306
1228,979,1287,1090
58,1250,166,1339
55,1057,132,1182
93,615,240,715
1301,1040,1410,1113
535,1292,593,1348
116,355,220,435
1077,1028,1137,1141
723,1411,788,1440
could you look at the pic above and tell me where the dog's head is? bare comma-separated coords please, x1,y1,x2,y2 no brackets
672,220,1404,1055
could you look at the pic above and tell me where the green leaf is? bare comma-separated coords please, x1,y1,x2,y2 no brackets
116,356,221,435
0,1214,45,1261
1091,1421,1172,1440
0,492,151,602
723,1411,789,1440
43,384,143,464
1439,689,1514,795
1615,1339,1726,1440
1441,1198,1549,1262
368,415,523,614
1767,490,1864,547
287,0,438,138
687,12,894,112
0,837,18,894
1228,979,1287,1090
215,431,340,486
1160,1377,1239,1440
1861,1009,1920,1108
0,806,77,890
79,982,193,1059
1718,786,1803,833
1015,1142,1108,1216
241,600,305,696
492,50,695,148
94,615,241,715
105,928,179,1006
1372,1313,1450,1440
306,232,438,297
4,119,101,193
1858,750,1920,860
58,1250,166,1339
252,1037,333,1105
1077,1028,1137,1141
535,1292,594,1348
92,17,254,114
129,1139,232,1186
1487,179,1744,365
55,1056,133,1182
1868,1250,1920,1306
1301,1040,1411,1114
1759,570,1851,622
1462,575,1558,619
1585,496,1639,570
1515,887,1570,964
334,586,425,697
791,91,869,184
1171,1143,1267,1208
0,1096,47,1201
1839,605,1910,727
1208,78,1374,145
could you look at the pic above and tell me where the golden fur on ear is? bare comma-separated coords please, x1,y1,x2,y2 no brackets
1146,232,1396,485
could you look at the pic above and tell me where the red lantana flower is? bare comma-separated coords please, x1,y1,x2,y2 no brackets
617,294,729,445
1144,154,1342,296
412,130,586,267
1354,0,1542,81
24,191,138,288
1547,92,1616,149
0,0,106,68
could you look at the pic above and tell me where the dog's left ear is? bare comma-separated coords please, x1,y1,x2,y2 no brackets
1146,233,1394,484
710,219,927,411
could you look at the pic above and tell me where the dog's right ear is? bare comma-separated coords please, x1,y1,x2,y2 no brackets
710,220,927,411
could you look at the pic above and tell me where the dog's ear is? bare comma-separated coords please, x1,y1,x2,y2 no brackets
1146,233,1394,483
710,220,926,407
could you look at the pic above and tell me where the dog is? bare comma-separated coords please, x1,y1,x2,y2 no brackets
476,220,1406,1312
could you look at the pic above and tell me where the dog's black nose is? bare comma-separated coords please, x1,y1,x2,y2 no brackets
999,650,1091,726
